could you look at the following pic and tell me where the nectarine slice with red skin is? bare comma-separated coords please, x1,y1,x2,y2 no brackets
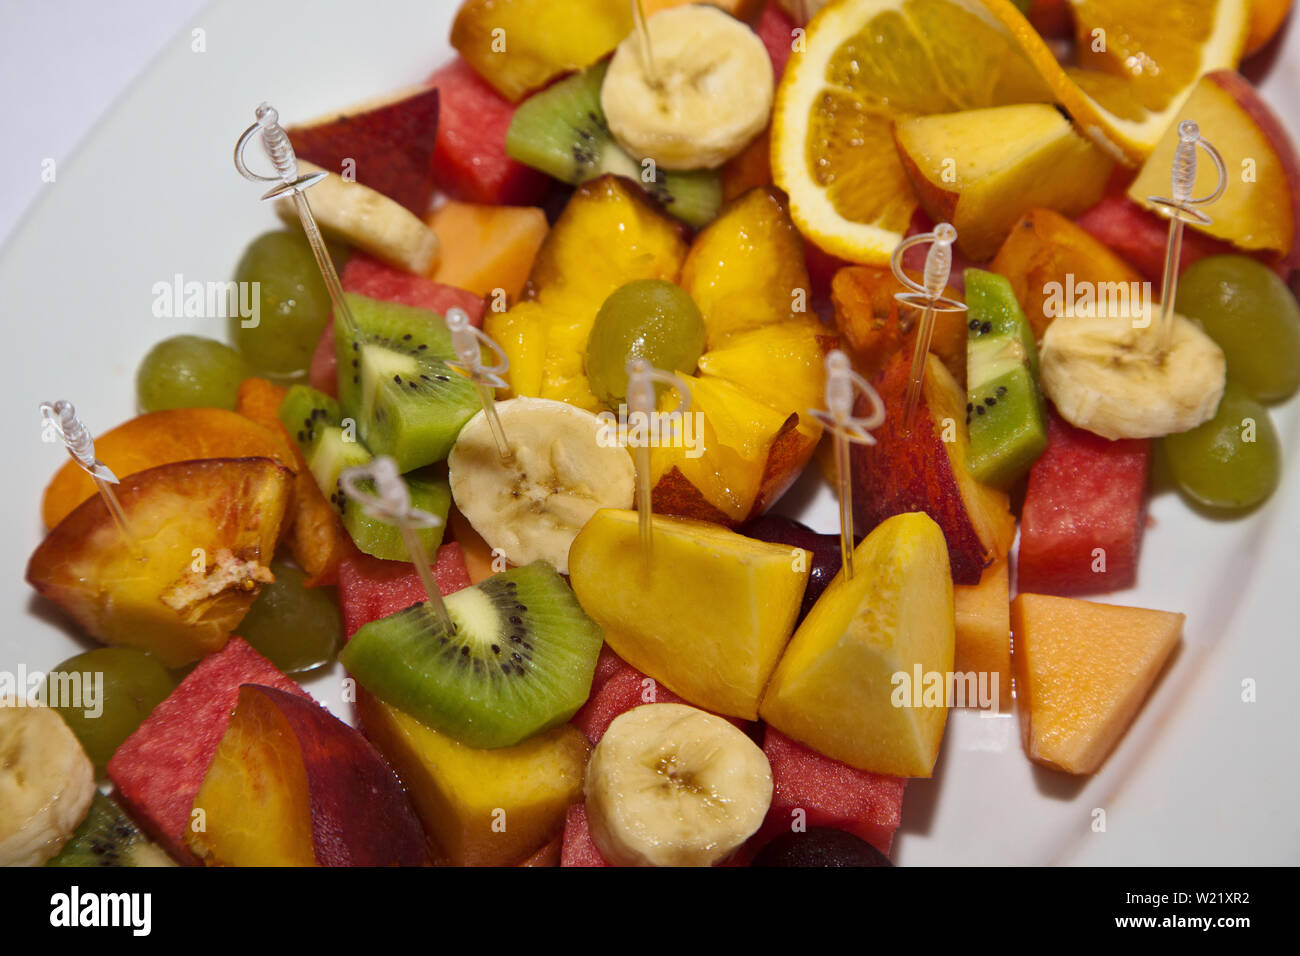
28,457,293,667
108,637,309,865
41,407,296,530
1012,593,1183,774
189,684,427,866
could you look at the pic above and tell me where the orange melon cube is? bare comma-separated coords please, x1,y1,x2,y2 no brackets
1011,593,1183,774
426,200,549,301
953,557,1011,710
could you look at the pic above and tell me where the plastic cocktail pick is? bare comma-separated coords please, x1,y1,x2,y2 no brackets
233,103,359,339
445,307,513,463
40,400,135,547
624,357,692,555
338,456,453,632
1147,120,1226,353
807,351,886,581
890,223,967,430
630,0,661,88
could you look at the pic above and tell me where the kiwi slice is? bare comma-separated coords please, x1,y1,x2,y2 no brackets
339,561,603,749
334,293,480,473
963,268,1048,488
279,384,450,562
47,793,173,867
506,60,722,228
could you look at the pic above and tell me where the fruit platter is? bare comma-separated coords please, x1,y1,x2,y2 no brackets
2,0,1299,868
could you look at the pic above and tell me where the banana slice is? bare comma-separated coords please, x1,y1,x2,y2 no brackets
275,161,439,274
447,397,635,574
1040,311,1226,440
0,702,95,867
600,5,774,170
584,703,772,867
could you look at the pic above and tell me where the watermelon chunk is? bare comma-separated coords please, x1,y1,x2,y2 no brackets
106,638,309,865
1017,409,1151,595
428,58,548,206
560,803,610,867
1076,195,1287,284
756,3,796,80
337,541,472,638
753,726,907,858
308,253,486,396
288,87,440,216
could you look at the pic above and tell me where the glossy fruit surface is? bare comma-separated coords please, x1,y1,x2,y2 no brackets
42,648,175,771
231,230,332,377
751,827,892,867
585,279,706,407
1162,383,1281,511
236,561,343,674
1177,255,1300,402
136,335,251,412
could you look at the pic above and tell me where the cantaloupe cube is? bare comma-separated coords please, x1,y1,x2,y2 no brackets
426,201,549,301
355,692,588,865
953,557,1011,710
1011,593,1182,774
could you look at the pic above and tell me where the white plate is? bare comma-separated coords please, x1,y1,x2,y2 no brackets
2,0,1297,866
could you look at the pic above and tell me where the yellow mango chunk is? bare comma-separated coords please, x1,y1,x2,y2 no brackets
356,693,589,865
761,512,955,778
1011,593,1183,775
569,509,810,719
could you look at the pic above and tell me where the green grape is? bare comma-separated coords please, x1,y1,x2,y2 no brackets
1176,255,1300,402
237,561,343,674
42,648,175,771
136,335,252,412
231,230,333,377
585,279,706,407
1162,383,1281,511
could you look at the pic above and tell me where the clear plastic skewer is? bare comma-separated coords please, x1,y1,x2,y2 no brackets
890,222,966,430
234,102,359,340
40,401,136,548
339,457,453,631
1148,120,1226,353
445,307,513,463
625,358,692,555
630,0,660,88
808,352,886,581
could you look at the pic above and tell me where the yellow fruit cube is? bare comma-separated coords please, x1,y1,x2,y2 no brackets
953,557,1011,711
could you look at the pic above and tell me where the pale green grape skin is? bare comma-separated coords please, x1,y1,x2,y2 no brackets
1162,384,1281,511
42,648,176,772
231,231,333,377
1176,255,1300,402
237,561,343,674
585,279,706,407
136,335,252,412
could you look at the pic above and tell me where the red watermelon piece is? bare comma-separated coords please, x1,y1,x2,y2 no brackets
756,3,796,80
560,803,610,867
338,541,472,638
106,638,309,865
754,726,907,857
1017,409,1151,595
427,58,548,206
309,253,486,396
288,87,440,216
1076,195,1288,284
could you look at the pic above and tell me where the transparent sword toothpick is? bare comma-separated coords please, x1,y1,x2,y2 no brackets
625,358,692,556
445,307,513,463
339,457,453,631
1148,120,1226,353
808,351,886,582
630,0,660,88
40,401,135,547
234,102,359,339
890,222,967,430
